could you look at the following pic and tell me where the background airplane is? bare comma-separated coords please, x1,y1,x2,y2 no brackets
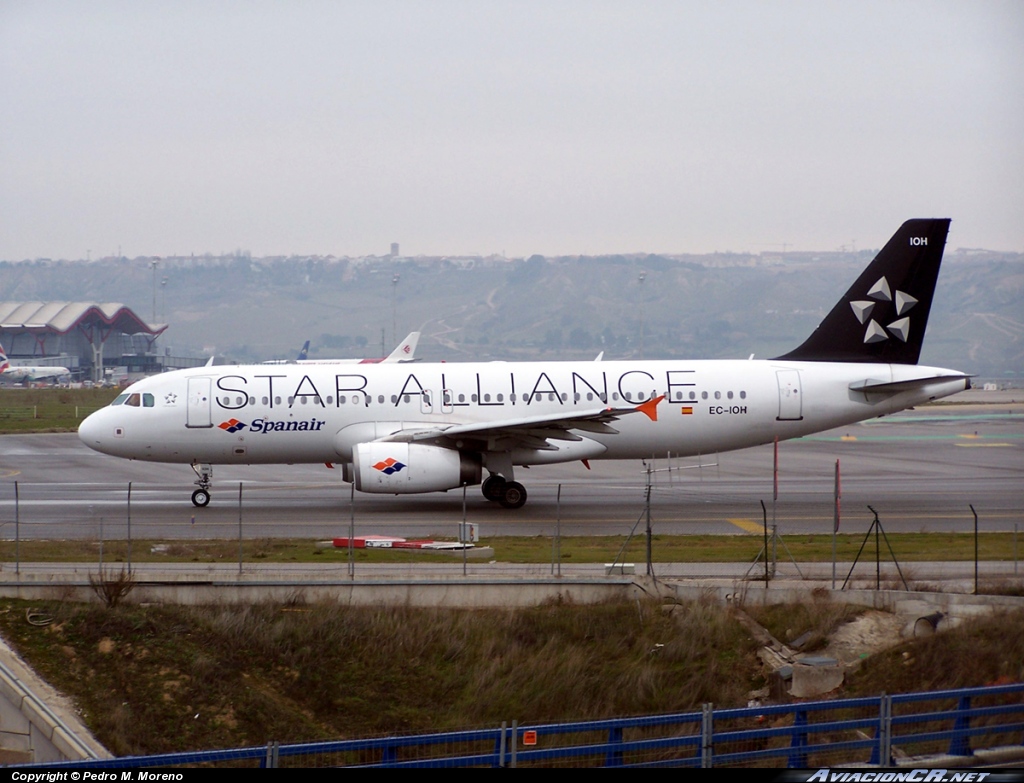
78,220,969,509
263,332,419,366
300,331,420,365
0,345,70,382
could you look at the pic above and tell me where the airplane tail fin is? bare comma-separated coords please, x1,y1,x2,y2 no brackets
0,344,8,373
776,219,951,364
297,341,310,361
384,331,420,363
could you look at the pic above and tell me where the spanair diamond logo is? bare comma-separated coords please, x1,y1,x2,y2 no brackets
372,457,406,475
218,418,247,433
849,275,918,344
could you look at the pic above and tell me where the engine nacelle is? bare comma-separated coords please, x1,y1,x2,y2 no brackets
349,442,481,494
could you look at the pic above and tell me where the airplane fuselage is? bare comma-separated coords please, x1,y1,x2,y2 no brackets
79,358,967,466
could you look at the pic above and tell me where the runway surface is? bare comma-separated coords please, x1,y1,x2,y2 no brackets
1,402,1021,542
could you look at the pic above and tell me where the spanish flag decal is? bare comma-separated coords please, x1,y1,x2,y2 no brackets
681,407,693,415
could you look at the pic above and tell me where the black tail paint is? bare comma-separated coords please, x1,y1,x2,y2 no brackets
777,219,951,365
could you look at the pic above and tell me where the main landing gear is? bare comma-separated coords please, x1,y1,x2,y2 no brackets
481,474,528,509
191,463,212,507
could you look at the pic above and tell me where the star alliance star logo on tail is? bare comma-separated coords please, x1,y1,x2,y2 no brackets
218,419,247,433
849,275,917,345
372,457,406,475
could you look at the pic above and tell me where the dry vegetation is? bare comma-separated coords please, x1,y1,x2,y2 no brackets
0,598,758,756
0,597,1019,759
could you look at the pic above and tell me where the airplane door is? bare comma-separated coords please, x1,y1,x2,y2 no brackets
420,389,433,415
441,389,454,414
187,377,213,428
776,370,803,421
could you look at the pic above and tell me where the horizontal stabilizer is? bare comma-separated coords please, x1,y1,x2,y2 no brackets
849,374,971,394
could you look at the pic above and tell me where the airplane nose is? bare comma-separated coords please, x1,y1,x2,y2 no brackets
78,410,108,453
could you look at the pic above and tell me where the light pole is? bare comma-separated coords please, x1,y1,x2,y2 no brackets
391,272,400,346
150,259,159,323
637,270,647,358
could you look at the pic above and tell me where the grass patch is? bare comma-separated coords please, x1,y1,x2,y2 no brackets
0,533,1021,565
0,597,1020,759
0,598,759,756
0,388,120,433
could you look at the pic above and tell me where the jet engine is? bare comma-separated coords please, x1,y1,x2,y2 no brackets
347,442,481,494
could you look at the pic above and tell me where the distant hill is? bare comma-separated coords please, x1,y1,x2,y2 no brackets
1,248,1021,378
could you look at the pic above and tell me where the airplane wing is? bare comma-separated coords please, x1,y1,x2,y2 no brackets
379,396,662,452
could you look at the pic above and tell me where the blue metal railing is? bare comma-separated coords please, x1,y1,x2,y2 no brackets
21,682,1024,768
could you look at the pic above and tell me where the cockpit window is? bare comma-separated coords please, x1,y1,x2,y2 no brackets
111,394,129,406
143,393,155,408
125,393,141,407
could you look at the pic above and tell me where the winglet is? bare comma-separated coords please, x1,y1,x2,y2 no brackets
637,395,664,422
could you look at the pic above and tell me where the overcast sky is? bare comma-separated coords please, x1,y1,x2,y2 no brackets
1,1,1021,260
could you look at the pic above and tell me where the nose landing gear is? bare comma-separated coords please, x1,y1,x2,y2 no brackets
190,463,212,507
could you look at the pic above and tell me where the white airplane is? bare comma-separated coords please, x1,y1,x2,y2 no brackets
262,332,420,365
0,345,70,382
79,219,970,509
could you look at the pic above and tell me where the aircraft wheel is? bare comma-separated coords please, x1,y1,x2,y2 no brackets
482,475,507,502
498,481,527,509
191,489,211,508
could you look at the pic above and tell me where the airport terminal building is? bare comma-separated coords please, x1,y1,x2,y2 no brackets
0,301,191,383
